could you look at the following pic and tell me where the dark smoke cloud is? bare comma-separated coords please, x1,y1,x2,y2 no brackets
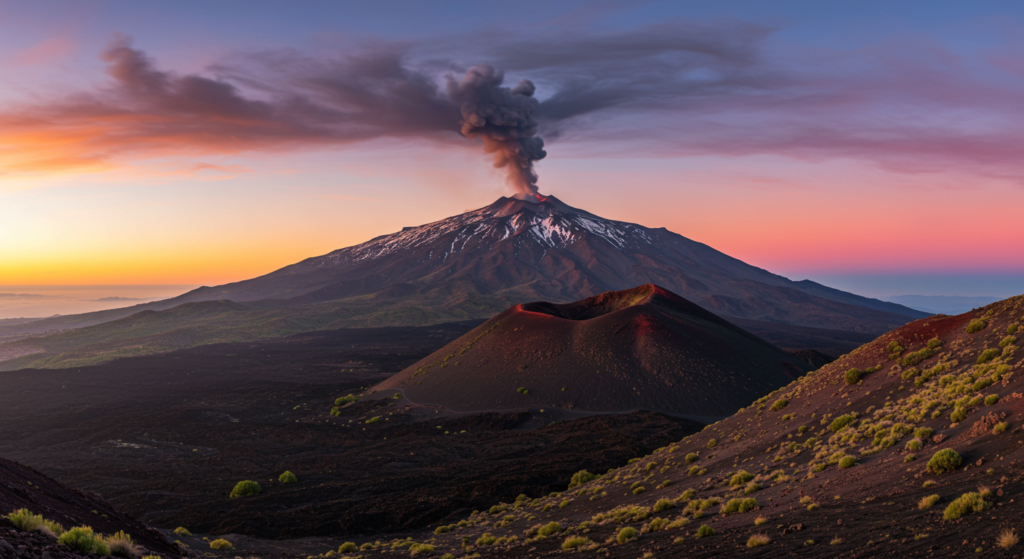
4,21,1024,184
448,65,546,196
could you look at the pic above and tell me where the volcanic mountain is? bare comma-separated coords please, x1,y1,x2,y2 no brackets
369,285,810,418
0,195,926,369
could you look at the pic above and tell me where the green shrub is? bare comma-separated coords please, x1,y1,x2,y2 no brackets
729,470,754,487
335,394,359,405
942,492,990,520
720,498,757,514
632,486,646,495
559,499,571,508
58,527,110,556
338,542,358,552
685,453,699,463
568,470,598,488
105,530,139,558
984,394,1000,406
838,456,857,469
966,319,987,333
488,504,506,514
5,509,64,536
918,494,940,510
475,533,496,546
845,369,862,385
561,536,593,550
905,439,922,451
517,387,529,395
209,539,233,551
695,525,715,538
770,399,789,411
950,407,967,423
977,349,1001,364
688,466,701,476
904,454,917,463
616,527,638,544
409,543,434,557
829,414,856,432
365,416,381,424
173,527,192,537
434,525,451,535
706,438,717,449
278,471,298,483
993,422,1008,434
887,341,905,358
999,335,1018,348
914,427,933,439
653,499,675,513
927,338,943,349
747,534,770,548
927,449,962,474
229,480,262,498
538,522,562,537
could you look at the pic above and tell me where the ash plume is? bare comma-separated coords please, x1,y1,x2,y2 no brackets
448,65,546,197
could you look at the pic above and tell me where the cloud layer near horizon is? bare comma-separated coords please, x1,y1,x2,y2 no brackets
2,21,1023,185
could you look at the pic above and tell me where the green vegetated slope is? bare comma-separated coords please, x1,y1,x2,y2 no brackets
342,295,1024,558
0,289,521,371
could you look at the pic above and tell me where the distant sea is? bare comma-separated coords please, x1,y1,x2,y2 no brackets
0,285,197,319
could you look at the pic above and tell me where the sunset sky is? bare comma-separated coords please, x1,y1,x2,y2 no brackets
2,0,1023,302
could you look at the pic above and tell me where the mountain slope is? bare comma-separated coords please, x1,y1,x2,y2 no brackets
174,195,924,332
384,294,1024,558
370,284,809,418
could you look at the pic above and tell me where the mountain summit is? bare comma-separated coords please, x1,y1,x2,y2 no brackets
177,195,923,335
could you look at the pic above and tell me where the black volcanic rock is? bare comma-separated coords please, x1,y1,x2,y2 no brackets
370,284,811,418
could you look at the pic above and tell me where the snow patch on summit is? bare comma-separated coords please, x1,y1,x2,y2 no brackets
308,202,653,267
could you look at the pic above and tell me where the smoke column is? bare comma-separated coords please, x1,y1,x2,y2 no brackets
448,65,547,198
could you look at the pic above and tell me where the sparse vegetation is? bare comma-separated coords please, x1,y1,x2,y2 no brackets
927,449,962,475
59,526,110,556
747,534,770,548
561,536,593,550
977,349,1001,364
997,529,1018,550
829,414,856,432
685,453,698,463
729,470,754,487
105,531,139,558
209,539,233,551
538,522,563,537
720,498,757,514
173,527,191,537
942,492,990,520
653,499,675,513
845,368,862,385
770,399,788,411
966,319,987,333
365,416,381,424
229,480,262,498
339,542,358,552
568,470,598,488
918,494,940,510
5,509,64,537
517,387,529,395
409,543,434,556
838,455,857,469
335,394,359,405
278,470,298,483
616,527,638,544
695,525,715,538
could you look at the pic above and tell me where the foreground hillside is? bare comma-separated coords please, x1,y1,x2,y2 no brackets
371,285,808,418
0,457,179,558
344,295,1024,558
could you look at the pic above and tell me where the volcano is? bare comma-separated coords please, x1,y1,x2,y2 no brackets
368,284,810,418
176,195,923,331
1,195,927,369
